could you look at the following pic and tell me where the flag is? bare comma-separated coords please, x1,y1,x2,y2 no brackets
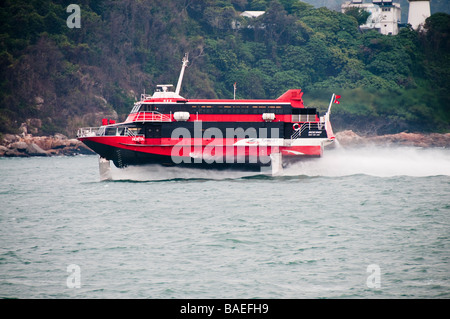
334,95,341,104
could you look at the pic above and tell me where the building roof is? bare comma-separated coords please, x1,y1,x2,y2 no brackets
240,11,265,18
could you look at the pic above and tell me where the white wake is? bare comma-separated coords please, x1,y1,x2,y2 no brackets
284,145,450,177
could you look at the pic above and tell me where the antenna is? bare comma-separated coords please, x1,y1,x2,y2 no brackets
175,53,189,96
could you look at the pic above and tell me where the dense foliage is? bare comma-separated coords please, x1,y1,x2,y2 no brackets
0,0,449,136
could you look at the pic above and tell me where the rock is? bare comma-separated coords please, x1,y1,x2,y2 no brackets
67,138,79,146
19,123,27,136
1,134,20,145
0,133,95,157
4,148,27,157
33,136,53,150
0,145,8,156
335,130,364,146
335,130,450,148
54,133,68,140
26,143,49,156
10,141,28,151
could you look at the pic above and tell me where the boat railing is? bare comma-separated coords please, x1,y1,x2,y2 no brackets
133,111,172,122
77,126,145,138
124,127,145,138
290,122,324,140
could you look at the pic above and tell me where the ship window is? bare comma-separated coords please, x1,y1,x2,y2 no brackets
105,127,116,135
141,104,154,112
128,127,142,135
131,103,141,113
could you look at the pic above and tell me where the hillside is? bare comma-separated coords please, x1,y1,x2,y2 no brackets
0,0,449,137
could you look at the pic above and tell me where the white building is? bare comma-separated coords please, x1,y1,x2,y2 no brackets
407,0,431,30
232,11,265,29
240,11,265,19
341,0,402,35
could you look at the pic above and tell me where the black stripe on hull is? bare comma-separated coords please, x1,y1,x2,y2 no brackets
82,140,266,172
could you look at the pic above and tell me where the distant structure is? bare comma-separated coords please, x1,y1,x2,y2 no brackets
407,0,431,30
341,0,401,35
240,11,265,19
232,11,265,29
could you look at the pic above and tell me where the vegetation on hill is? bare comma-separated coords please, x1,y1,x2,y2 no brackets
0,0,449,137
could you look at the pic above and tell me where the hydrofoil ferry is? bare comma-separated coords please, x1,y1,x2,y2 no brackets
77,54,338,178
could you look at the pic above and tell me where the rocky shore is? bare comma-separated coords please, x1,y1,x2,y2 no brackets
1,130,449,158
0,133,94,157
335,130,450,148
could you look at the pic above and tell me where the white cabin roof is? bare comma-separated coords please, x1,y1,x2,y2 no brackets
151,85,183,99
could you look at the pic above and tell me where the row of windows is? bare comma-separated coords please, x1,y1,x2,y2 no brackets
136,104,287,114
191,105,283,109
192,105,285,114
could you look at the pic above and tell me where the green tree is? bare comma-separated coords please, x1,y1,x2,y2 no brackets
344,7,371,26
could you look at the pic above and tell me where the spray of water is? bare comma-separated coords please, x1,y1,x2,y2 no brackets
284,144,450,177
108,145,450,181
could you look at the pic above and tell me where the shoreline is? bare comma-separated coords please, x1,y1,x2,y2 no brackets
335,130,450,148
0,133,94,157
1,130,449,158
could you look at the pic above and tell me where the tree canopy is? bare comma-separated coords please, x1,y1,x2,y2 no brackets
0,0,449,136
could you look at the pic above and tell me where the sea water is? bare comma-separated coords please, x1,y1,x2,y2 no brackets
0,145,449,299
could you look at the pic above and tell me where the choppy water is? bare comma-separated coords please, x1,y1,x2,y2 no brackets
1,145,449,299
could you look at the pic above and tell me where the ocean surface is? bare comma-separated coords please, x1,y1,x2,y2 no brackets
1,144,449,299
